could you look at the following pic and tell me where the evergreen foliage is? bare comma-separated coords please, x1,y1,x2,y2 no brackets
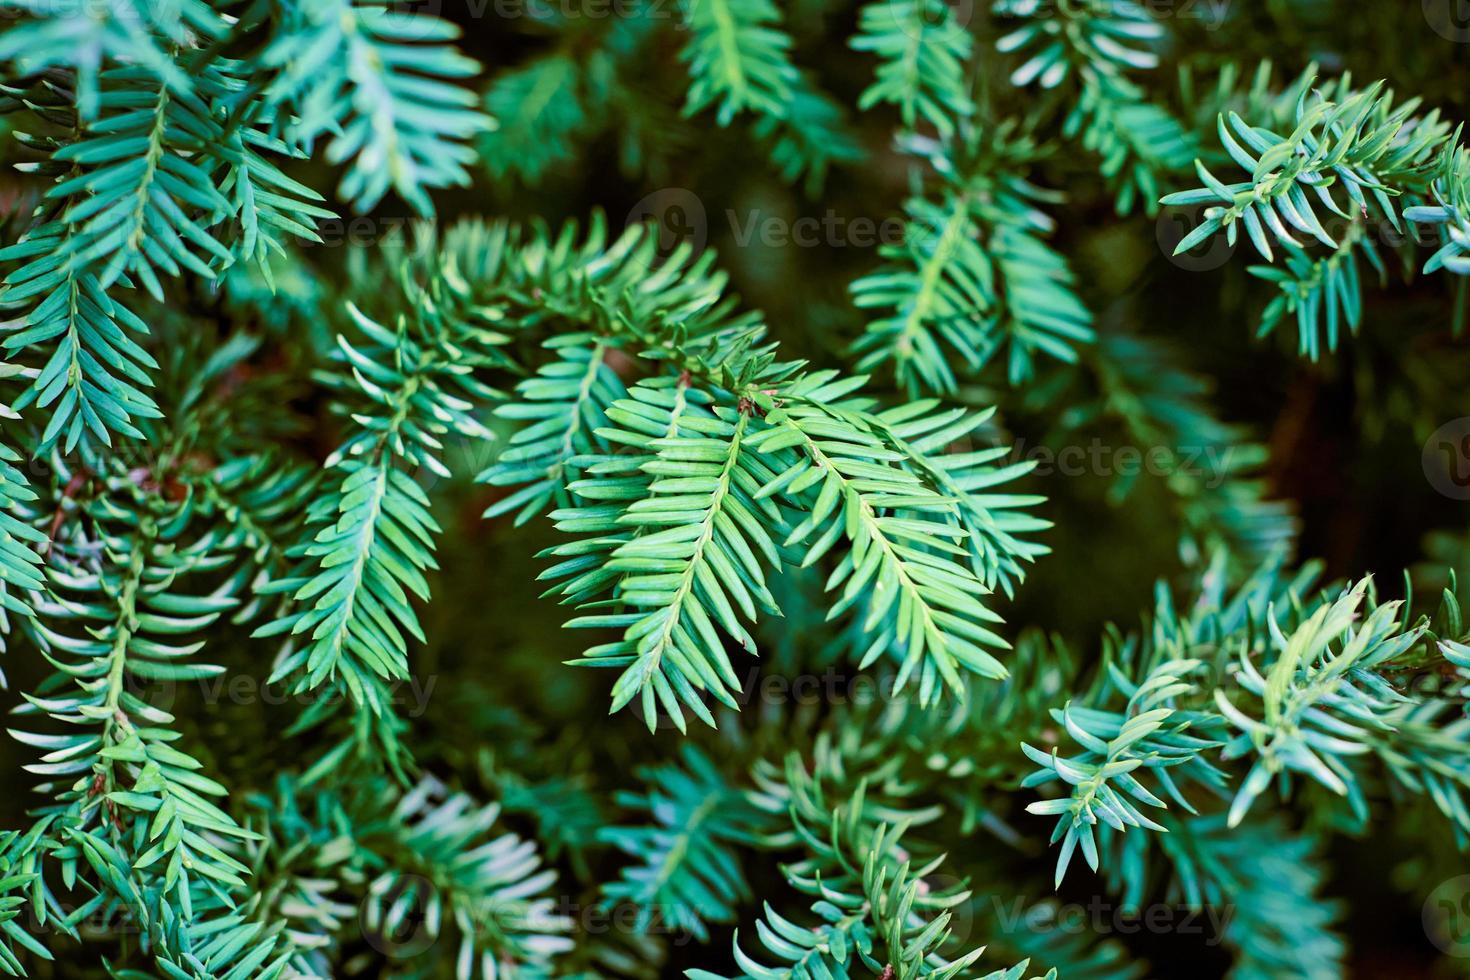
0,0,1464,977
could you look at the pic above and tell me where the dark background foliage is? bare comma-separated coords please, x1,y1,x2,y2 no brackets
1,0,1469,976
